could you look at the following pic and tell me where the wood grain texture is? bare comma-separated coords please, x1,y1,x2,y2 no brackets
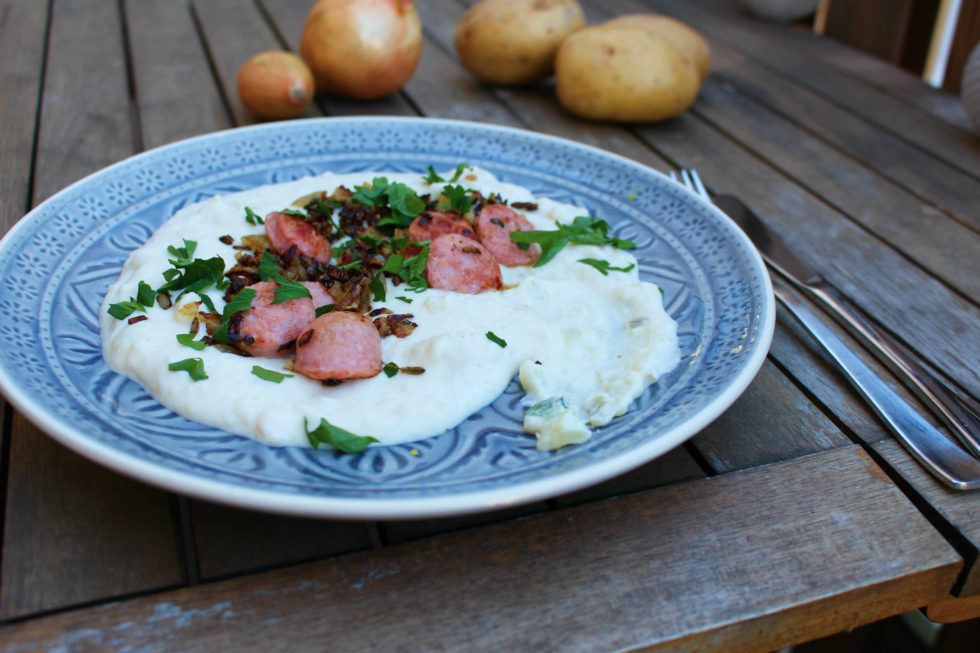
189,501,373,581
674,0,980,187
0,417,183,620
872,438,980,598
692,39,980,303
0,446,960,652
689,360,849,472
926,591,980,623
0,0,47,233
0,0,185,620
628,93,980,400
124,0,230,149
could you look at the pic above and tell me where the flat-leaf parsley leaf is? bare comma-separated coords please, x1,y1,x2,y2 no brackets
305,418,378,454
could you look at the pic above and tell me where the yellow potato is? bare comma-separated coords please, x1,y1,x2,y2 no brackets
454,0,585,85
555,24,701,122
601,14,710,83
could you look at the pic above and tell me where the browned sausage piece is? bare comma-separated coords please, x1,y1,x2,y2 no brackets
425,233,503,294
265,211,331,263
474,204,540,266
234,280,315,358
302,281,335,311
293,311,383,381
407,211,477,252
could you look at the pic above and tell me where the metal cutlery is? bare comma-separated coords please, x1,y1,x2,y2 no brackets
671,169,980,490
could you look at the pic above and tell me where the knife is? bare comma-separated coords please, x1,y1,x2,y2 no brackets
713,194,980,462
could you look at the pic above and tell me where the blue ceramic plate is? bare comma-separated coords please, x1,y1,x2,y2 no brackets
0,118,773,519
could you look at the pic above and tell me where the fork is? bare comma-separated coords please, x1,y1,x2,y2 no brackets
671,168,980,490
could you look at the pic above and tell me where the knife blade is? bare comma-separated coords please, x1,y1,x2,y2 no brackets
713,193,980,460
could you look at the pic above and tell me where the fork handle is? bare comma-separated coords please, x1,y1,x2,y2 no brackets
792,279,980,459
774,285,980,490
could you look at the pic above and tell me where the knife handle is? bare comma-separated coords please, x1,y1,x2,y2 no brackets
793,279,980,459
774,284,980,490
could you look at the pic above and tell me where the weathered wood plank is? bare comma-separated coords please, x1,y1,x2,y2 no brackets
0,417,183,620
1,0,186,620
124,0,230,149
0,0,47,234
694,41,979,302
690,360,849,472
671,0,980,185
629,98,980,400
872,438,980,598
0,446,960,652
256,0,418,117
189,502,373,581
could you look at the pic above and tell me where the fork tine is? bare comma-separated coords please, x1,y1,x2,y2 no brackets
667,170,678,183
679,169,694,193
689,169,709,200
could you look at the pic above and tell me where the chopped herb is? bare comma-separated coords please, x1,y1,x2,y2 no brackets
279,208,306,217
176,333,207,351
315,303,335,317
351,176,390,207
577,258,636,276
369,273,387,302
396,296,413,304
526,396,568,417
257,251,312,304
486,331,507,348
448,163,471,183
196,292,217,313
383,361,400,377
338,258,363,271
439,184,471,214
167,239,197,265
156,255,225,295
107,300,146,320
136,280,155,307
244,206,265,225
509,216,635,267
211,287,256,344
168,357,208,381
423,166,444,184
251,365,293,383
305,417,378,454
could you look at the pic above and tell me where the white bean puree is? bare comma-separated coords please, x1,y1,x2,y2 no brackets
100,168,680,450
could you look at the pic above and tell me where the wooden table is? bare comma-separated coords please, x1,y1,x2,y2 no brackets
1,0,978,650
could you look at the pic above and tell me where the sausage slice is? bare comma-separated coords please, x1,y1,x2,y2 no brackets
293,311,383,381
425,233,502,294
474,204,540,266
265,211,331,263
233,280,315,358
408,211,476,247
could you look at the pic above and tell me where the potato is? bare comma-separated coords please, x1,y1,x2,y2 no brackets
555,24,701,122
601,14,710,83
454,0,585,86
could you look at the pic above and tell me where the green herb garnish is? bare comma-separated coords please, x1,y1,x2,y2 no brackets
176,333,207,351
369,273,387,302
526,396,568,417
509,216,635,267
439,184,471,214
577,258,636,276
306,417,378,454
258,251,312,304
211,287,257,344
244,207,265,225
136,281,155,307
383,362,400,377
315,303,335,317
486,331,507,348
107,300,146,320
156,255,225,295
168,357,208,381
396,296,413,304
423,166,444,184
251,365,293,383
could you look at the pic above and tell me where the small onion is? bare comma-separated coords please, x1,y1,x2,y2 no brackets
299,0,423,100
236,51,314,120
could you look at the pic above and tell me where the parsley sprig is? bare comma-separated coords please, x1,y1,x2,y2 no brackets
258,251,312,304
306,417,378,454
352,177,426,230
577,258,636,275
509,217,635,267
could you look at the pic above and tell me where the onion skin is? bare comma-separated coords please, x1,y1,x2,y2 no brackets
300,0,423,100
237,51,314,120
